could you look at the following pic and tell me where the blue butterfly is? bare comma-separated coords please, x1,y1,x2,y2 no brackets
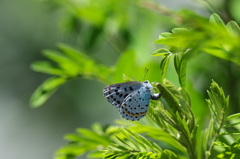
103,80,161,121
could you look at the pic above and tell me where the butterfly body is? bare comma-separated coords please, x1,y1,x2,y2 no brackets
103,80,161,121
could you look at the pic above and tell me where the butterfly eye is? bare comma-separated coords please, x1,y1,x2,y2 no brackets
144,80,149,83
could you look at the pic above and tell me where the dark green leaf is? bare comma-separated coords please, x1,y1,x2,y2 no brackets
178,51,189,88
173,54,180,74
160,54,172,82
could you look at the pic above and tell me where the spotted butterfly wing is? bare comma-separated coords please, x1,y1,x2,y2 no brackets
103,81,142,108
119,87,151,121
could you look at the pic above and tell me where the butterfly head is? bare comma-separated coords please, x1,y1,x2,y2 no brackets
143,80,149,84
142,80,153,92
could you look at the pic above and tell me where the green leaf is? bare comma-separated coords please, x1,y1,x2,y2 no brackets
214,137,240,159
111,142,131,151
76,128,111,145
204,80,230,158
178,51,189,88
55,144,86,159
209,13,226,28
226,21,240,36
55,124,112,159
172,28,189,34
156,82,181,114
43,50,80,76
31,61,65,76
161,150,178,159
30,77,67,108
87,150,104,158
30,43,114,107
124,128,162,153
118,128,141,151
226,113,240,121
151,48,171,56
173,54,180,75
58,43,92,65
124,128,147,151
130,125,186,153
158,32,172,38
160,54,172,82
114,135,132,149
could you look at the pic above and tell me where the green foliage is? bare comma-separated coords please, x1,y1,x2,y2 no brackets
214,138,240,159
203,80,230,159
55,123,111,159
154,13,240,66
55,122,179,159
30,43,113,107
30,3,240,158
53,79,238,159
104,127,165,159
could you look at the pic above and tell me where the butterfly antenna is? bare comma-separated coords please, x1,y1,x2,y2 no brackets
143,68,149,81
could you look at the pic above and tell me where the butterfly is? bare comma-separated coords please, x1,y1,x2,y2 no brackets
103,80,161,121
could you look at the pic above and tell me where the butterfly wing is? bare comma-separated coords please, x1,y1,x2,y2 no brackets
119,86,151,121
103,81,142,108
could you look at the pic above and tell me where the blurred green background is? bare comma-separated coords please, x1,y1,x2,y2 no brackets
1,0,240,159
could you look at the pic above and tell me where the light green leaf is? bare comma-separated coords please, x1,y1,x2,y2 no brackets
172,28,189,34
209,13,226,28
161,150,178,159
43,50,80,76
30,77,67,108
226,21,240,36
159,32,172,38
76,128,111,145
125,128,162,153
112,143,131,151
31,61,65,76
151,48,171,56
115,135,132,149
226,113,240,121
55,144,86,159
87,150,104,158
124,128,148,151
58,43,98,76
118,128,141,151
